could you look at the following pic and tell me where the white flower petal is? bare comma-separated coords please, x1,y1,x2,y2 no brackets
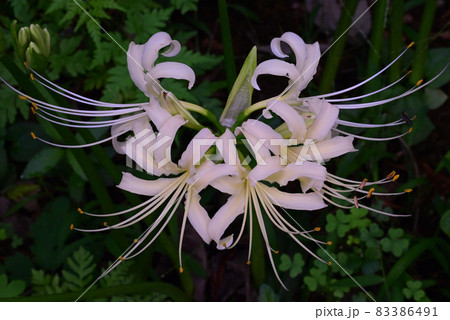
143,99,172,129
148,62,195,90
117,172,178,196
265,161,326,189
238,120,284,157
264,100,306,141
258,183,326,211
290,136,356,162
187,192,211,244
152,115,187,164
210,175,244,195
161,40,181,57
247,156,283,186
141,32,174,70
305,99,339,141
296,42,320,93
271,32,307,70
208,190,246,249
188,162,239,192
127,42,147,94
111,116,153,154
251,60,300,91
178,128,217,171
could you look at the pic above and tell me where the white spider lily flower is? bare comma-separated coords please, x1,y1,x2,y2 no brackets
251,32,320,99
249,32,448,144
127,31,195,97
72,127,233,274
0,32,201,149
200,129,328,288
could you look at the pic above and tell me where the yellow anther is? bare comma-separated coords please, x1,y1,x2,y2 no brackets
119,256,124,261
387,171,396,179
407,42,414,48
404,188,413,193
406,70,412,75
327,261,332,266
77,208,84,214
70,224,74,230
31,107,36,115
246,261,251,265
367,188,375,198
133,239,138,243
222,243,227,248
31,102,38,110
179,267,184,273
18,95,28,100
314,227,321,232
327,241,333,246
103,221,108,226
393,174,400,182
30,73,34,80
30,132,37,140
408,127,413,133
353,195,359,208
274,250,279,254
416,79,423,86
358,178,368,189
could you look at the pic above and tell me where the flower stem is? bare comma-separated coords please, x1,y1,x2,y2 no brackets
217,0,237,92
388,0,404,83
410,0,438,84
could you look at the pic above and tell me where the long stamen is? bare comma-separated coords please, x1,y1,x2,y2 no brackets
311,43,414,99
31,130,125,148
325,70,411,102
26,65,144,108
336,118,406,129
332,127,411,141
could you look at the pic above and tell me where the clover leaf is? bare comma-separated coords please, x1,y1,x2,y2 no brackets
279,253,305,278
360,223,384,248
403,280,427,302
304,267,327,291
380,228,410,257
326,210,350,237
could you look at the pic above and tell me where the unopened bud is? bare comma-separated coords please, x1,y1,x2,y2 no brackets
18,27,31,48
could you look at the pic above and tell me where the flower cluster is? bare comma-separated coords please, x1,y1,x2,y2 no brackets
2,31,444,287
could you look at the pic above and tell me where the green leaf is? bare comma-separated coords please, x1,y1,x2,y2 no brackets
62,246,96,291
440,210,450,237
258,283,280,302
278,254,292,272
0,274,26,298
424,88,447,110
22,147,64,179
220,46,257,127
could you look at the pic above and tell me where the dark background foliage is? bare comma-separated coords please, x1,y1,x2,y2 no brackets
0,0,449,301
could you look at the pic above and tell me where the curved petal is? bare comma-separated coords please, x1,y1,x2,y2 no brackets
188,162,239,192
263,100,306,142
247,156,283,186
210,176,244,195
251,60,300,91
187,192,211,244
265,161,326,188
141,32,174,70
152,115,187,164
289,136,356,162
208,190,246,248
271,32,307,70
238,120,284,157
143,99,172,129
296,42,320,93
161,40,181,57
178,128,217,171
127,42,147,94
117,172,178,196
258,183,326,211
148,62,195,90
111,115,152,154
305,99,339,141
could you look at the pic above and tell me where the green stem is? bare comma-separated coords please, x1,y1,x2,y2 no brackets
0,281,191,302
363,0,388,99
389,0,404,83
317,0,359,94
217,0,237,92
181,101,225,133
410,0,437,83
